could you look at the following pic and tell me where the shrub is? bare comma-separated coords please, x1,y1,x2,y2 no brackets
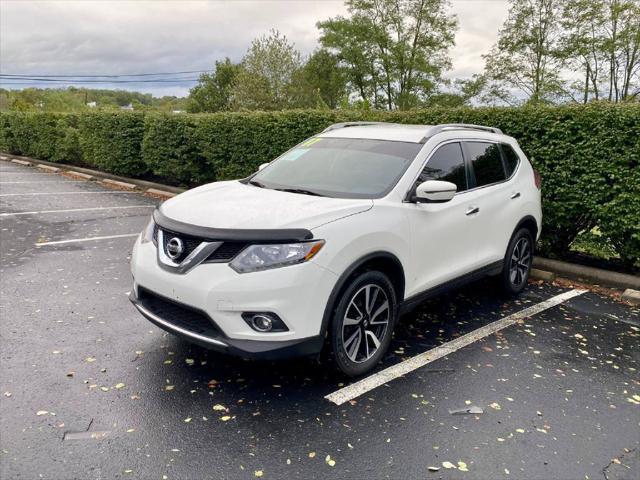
78,112,147,176
1,104,638,265
142,114,206,186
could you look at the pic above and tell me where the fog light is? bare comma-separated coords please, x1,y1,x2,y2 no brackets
251,314,273,332
241,312,288,333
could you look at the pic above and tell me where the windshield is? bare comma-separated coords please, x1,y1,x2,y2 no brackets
249,137,422,199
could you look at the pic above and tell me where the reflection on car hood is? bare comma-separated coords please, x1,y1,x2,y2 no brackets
159,180,373,231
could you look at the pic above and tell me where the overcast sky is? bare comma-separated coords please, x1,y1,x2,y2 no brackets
0,0,509,97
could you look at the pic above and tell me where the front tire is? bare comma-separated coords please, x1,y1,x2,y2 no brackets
500,228,533,295
329,270,398,377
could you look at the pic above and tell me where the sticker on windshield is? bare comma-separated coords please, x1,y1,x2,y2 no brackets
281,148,309,161
301,138,322,147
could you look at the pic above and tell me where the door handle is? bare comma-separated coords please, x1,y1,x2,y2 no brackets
510,192,521,199
465,206,479,216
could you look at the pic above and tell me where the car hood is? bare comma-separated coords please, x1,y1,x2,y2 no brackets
158,180,373,231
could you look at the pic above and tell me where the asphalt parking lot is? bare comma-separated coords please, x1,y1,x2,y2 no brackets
1,159,639,480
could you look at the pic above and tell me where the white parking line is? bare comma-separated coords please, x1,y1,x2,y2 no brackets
0,205,154,217
0,181,83,184
35,233,139,247
0,191,135,197
325,288,587,406
0,172,55,175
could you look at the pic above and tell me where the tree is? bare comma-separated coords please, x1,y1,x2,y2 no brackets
187,58,243,113
231,29,303,110
559,0,639,103
318,0,457,110
294,49,348,109
483,0,565,104
560,0,607,103
601,0,640,101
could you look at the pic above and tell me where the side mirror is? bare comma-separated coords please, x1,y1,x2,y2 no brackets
258,162,270,171
414,180,457,203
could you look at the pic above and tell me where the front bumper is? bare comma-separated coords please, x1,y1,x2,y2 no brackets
129,289,323,359
129,236,337,359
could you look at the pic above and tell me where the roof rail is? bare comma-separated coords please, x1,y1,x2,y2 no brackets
421,123,502,143
322,121,388,133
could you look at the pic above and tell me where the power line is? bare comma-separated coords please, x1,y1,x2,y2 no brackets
0,70,211,78
0,77,200,84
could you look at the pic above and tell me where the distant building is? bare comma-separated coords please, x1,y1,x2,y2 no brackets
172,110,185,114
86,101,97,108
120,103,134,111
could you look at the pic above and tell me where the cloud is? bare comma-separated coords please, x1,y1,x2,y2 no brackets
0,0,507,96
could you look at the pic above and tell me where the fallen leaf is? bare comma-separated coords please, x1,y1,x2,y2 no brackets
184,417,192,423
308,452,316,458
185,358,194,365
212,404,226,411
442,461,456,469
428,466,440,472
220,416,231,422
458,461,469,472
36,410,48,416
254,470,263,477
115,383,125,389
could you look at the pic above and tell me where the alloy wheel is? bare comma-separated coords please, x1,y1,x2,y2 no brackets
341,284,390,363
509,237,531,287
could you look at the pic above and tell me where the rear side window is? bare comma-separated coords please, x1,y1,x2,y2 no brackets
465,142,505,187
416,142,467,192
501,143,520,177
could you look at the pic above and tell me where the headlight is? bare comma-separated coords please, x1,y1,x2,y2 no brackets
229,240,325,273
140,217,156,245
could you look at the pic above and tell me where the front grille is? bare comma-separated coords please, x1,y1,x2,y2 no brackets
137,287,222,337
155,225,247,264
160,228,203,263
206,242,247,262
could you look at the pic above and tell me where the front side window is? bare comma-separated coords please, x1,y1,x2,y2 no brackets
465,142,506,187
415,142,467,192
250,137,422,199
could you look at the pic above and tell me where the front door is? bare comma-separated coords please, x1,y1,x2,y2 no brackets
403,141,483,296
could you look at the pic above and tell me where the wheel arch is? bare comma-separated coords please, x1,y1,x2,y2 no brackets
320,251,405,340
514,215,538,244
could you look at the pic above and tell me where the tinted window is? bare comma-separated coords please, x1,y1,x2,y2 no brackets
252,137,422,199
466,142,506,187
415,142,467,192
501,143,520,177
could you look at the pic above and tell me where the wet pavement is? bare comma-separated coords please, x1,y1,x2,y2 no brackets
1,159,638,480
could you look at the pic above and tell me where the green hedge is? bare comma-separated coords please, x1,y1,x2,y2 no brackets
1,105,638,265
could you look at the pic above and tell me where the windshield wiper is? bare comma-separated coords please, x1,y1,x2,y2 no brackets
248,180,266,188
275,187,325,197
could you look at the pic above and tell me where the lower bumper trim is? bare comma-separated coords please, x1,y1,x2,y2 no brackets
129,290,324,360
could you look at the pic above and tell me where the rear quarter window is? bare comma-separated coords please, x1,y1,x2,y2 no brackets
501,143,521,177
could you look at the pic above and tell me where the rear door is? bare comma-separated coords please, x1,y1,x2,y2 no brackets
462,141,520,266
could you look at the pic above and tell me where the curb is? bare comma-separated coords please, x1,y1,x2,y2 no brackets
533,257,639,290
1,153,185,199
621,289,640,306
530,268,556,282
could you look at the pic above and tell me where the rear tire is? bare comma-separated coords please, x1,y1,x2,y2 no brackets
329,270,398,377
500,228,533,295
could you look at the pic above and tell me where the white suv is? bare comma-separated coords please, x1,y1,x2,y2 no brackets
130,122,541,376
